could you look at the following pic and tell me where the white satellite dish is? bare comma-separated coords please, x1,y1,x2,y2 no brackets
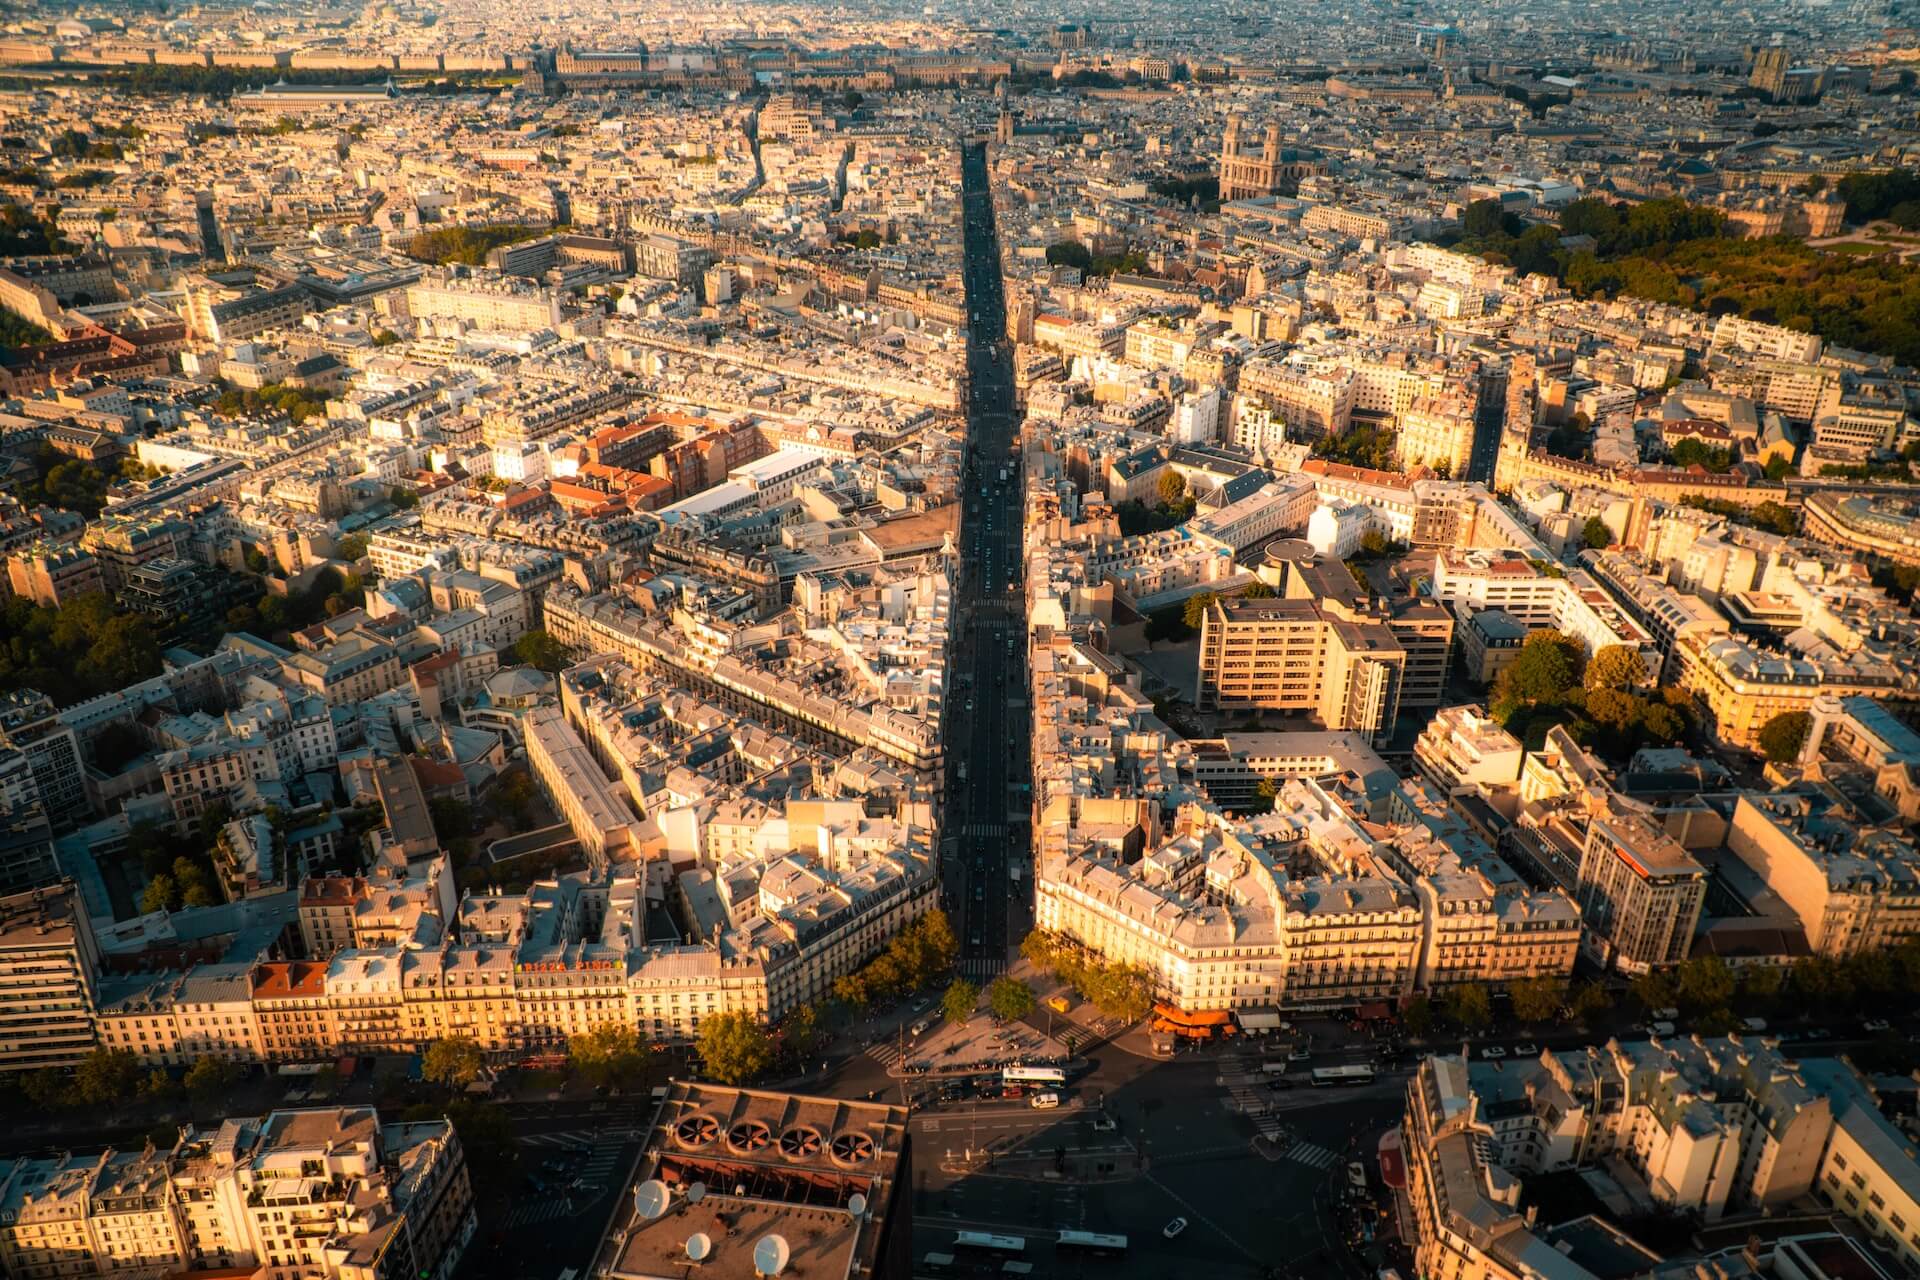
753,1232,791,1277
686,1232,712,1262
687,1180,708,1204
847,1192,868,1218
633,1179,670,1221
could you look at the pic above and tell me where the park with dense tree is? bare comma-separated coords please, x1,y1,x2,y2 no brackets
1454,187,1920,364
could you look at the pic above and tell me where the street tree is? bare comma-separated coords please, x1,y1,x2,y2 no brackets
696,1012,775,1086
184,1056,241,1100
987,976,1036,1022
1741,965,1785,1002
1402,995,1434,1037
1507,977,1564,1023
779,1003,825,1065
569,1023,648,1088
422,1035,484,1089
74,1048,141,1106
1443,983,1491,1030
1567,982,1612,1023
1676,956,1735,1012
942,978,979,1025
1630,969,1676,1011
1089,965,1154,1023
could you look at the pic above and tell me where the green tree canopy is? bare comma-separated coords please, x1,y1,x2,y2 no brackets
1507,977,1564,1024
1758,711,1812,762
1182,591,1219,632
184,1056,241,1099
942,978,979,1025
1676,956,1735,1012
1044,239,1093,271
422,1035,485,1088
1495,631,1584,708
569,1023,648,1087
696,1011,775,1086
1402,994,1433,1037
1567,981,1612,1023
1156,469,1186,506
1630,969,1676,1012
1443,982,1491,1030
140,873,176,914
1585,645,1649,693
74,1048,142,1106
987,976,1035,1022
511,629,572,673
1581,516,1614,550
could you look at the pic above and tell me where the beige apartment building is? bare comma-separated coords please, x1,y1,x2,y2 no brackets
1671,630,1917,753
1394,396,1477,476
1402,1036,1919,1280
1413,704,1525,794
1237,360,1356,441
4,541,104,607
1725,794,1920,957
0,1106,475,1280
524,703,640,873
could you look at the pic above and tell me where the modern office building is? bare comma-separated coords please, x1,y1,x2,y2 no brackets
1572,802,1707,973
0,882,99,1072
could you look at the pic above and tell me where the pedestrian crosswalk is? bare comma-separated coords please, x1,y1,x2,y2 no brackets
959,823,1007,838
519,1128,593,1150
1282,1140,1340,1170
579,1134,626,1186
958,957,1002,979
502,1197,576,1229
867,1040,905,1069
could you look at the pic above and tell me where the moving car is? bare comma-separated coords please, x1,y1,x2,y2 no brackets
1163,1218,1188,1239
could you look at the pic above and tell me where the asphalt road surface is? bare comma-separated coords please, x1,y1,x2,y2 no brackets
947,137,1032,989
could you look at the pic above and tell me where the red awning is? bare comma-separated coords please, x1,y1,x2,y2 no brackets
1355,1002,1393,1021
1377,1129,1407,1190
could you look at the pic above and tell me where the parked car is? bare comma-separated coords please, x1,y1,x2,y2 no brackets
1864,1019,1892,1033
1163,1218,1189,1239
1481,1045,1507,1060
1513,1042,1538,1056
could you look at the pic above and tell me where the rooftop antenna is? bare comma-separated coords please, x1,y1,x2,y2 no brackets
633,1179,670,1221
686,1181,708,1205
686,1232,712,1262
846,1192,868,1218
753,1233,791,1277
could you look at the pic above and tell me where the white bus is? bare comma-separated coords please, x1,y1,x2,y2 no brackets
1056,1230,1129,1257
954,1231,1026,1257
1311,1064,1376,1088
1002,1065,1066,1087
